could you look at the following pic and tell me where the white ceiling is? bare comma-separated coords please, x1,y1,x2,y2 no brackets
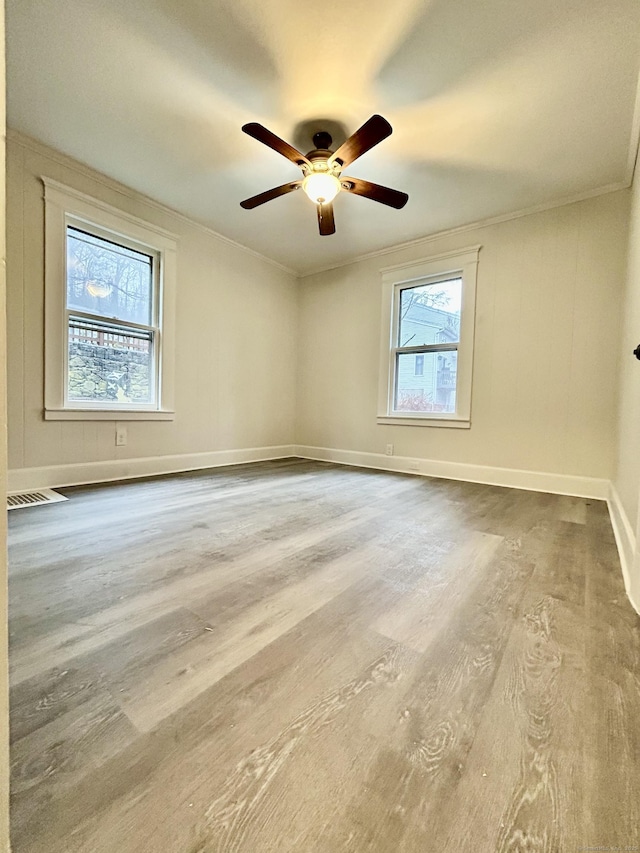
7,0,640,275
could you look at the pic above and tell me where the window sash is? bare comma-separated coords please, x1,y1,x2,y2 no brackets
66,308,158,335
64,314,160,409
63,221,162,410
397,277,462,348
390,277,462,415
392,342,459,356
65,219,160,324
392,347,459,414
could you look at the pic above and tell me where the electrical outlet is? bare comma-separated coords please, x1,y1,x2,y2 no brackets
115,425,127,446
385,444,394,456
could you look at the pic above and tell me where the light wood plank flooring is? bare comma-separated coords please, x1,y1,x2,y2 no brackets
8,459,640,852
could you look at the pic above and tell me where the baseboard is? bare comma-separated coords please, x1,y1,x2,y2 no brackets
10,442,638,616
7,445,297,492
607,483,640,616
294,445,609,500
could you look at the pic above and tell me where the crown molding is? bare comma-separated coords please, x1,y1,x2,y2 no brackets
302,70,640,279
379,244,481,276
41,176,179,242
300,180,630,278
10,89,639,283
7,128,297,278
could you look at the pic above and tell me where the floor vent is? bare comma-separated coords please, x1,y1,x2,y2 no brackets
7,489,68,510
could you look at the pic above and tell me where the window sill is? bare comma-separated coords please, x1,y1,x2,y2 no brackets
377,415,470,429
44,408,175,421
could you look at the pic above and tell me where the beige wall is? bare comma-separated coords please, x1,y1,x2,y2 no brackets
615,168,640,526
614,163,640,603
6,135,298,479
297,191,630,480
5,135,632,493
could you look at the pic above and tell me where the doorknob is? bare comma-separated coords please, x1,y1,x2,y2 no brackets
635,345,640,361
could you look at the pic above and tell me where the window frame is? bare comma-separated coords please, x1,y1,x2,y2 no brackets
377,246,480,428
43,178,177,421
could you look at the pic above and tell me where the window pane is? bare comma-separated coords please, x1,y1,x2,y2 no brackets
398,278,461,347
66,226,153,325
395,350,457,414
68,317,154,405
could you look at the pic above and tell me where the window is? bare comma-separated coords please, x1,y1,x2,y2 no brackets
66,227,158,407
377,246,480,428
43,179,177,420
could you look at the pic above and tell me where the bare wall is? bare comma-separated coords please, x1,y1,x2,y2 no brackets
296,191,630,481
6,134,298,481
614,162,640,603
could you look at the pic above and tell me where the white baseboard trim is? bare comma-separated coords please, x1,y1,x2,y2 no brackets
7,445,297,492
607,483,640,616
10,442,638,616
294,445,609,499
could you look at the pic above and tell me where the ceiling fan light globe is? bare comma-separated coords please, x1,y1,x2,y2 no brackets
302,173,341,205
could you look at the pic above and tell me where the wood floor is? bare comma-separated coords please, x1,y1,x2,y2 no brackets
8,459,640,852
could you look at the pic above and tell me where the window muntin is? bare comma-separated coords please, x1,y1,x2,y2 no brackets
64,223,160,409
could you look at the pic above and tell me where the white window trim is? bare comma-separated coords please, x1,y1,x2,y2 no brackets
377,245,480,428
43,178,178,421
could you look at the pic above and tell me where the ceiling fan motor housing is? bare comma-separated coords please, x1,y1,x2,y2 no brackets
306,148,337,169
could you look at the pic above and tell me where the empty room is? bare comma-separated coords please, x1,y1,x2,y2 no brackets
0,0,639,850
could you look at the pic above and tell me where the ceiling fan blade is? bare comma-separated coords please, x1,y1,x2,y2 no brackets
317,202,335,236
341,176,408,209
240,181,302,209
242,123,310,168
328,115,392,168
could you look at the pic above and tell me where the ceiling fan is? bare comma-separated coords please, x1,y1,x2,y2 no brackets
240,115,409,236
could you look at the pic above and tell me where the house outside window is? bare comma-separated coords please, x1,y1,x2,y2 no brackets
377,246,480,428
43,179,177,421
